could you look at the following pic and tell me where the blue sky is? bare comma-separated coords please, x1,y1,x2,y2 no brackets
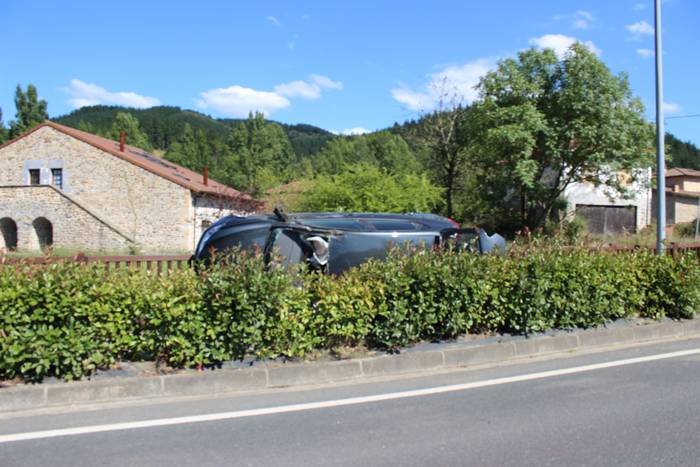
2,0,698,143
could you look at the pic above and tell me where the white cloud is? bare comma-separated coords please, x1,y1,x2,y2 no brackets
573,19,589,30
391,58,495,112
274,74,343,100
391,88,438,112
63,79,160,109
197,75,342,117
341,127,370,136
663,101,681,113
274,80,322,99
529,34,601,58
196,85,290,117
636,48,654,58
310,74,343,90
573,10,594,29
626,20,654,37
633,3,646,11
266,15,280,26
554,10,594,30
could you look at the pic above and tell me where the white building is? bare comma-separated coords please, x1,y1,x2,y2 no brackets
563,168,652,235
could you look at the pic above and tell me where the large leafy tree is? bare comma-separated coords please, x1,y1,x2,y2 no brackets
9,84,48,138
297,163,443,213
467,43,654,231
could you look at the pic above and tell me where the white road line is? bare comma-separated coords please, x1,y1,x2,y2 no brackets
2,347,699,444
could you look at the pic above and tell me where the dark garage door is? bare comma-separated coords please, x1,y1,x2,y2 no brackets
575,205,637,235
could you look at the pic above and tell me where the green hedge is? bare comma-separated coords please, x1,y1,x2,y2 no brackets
1,247,699,382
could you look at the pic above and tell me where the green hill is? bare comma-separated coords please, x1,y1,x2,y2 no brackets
54,105,336,156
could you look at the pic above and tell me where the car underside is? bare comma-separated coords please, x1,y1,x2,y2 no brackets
193,211,506,274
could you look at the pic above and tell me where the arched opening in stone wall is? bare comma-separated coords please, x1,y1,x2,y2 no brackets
32,217,53,251
0,218,18,251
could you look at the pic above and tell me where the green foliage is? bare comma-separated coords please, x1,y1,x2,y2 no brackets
666,133,700,170
562,216,588,244
166,123,209,172
2,247,699,382
224,112,296,196
312,131,420,176
0,107,8,143
9,84,48,138
108,112,152,150
465,44,654,231
296,163,443,213
674,221,697,238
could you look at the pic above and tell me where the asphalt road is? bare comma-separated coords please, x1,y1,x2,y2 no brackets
3,338,700,467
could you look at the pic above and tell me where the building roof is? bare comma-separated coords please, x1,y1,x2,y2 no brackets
0,121,263,209
666,167,700,178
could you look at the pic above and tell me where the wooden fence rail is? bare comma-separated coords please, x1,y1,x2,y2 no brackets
3,244,700,276
600,243,700,257
0,253,192,276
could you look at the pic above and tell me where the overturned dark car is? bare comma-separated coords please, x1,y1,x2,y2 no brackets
192,211,506,274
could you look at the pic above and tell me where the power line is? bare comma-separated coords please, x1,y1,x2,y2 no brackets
666,113,700,120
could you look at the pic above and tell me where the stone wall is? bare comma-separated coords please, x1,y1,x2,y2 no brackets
0,186,132,252
0,126,193,252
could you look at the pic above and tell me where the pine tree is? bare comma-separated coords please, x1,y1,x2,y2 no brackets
225,112,295,196
9,84,48,138
166,123,198,166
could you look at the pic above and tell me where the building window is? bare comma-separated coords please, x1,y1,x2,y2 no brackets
29,169,40,185
51,168,63,189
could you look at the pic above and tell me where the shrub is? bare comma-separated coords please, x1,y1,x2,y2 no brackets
1,246,699,382
674,221,697,238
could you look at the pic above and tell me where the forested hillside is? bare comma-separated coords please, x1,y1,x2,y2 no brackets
666,133,700,169
55,105,335,157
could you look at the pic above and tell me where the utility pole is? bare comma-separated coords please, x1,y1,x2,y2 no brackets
655,0,666,255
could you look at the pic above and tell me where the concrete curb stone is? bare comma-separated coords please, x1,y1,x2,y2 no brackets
267,360,362,387
3,317,700,413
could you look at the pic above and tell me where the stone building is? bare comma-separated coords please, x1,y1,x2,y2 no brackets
0,121,261,253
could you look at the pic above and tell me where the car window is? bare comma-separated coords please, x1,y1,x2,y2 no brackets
328,232,438,274
364,220,420,231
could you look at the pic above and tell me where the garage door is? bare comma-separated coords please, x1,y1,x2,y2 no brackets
575,205,637,235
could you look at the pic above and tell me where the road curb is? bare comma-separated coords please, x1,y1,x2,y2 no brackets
2,318,699,413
